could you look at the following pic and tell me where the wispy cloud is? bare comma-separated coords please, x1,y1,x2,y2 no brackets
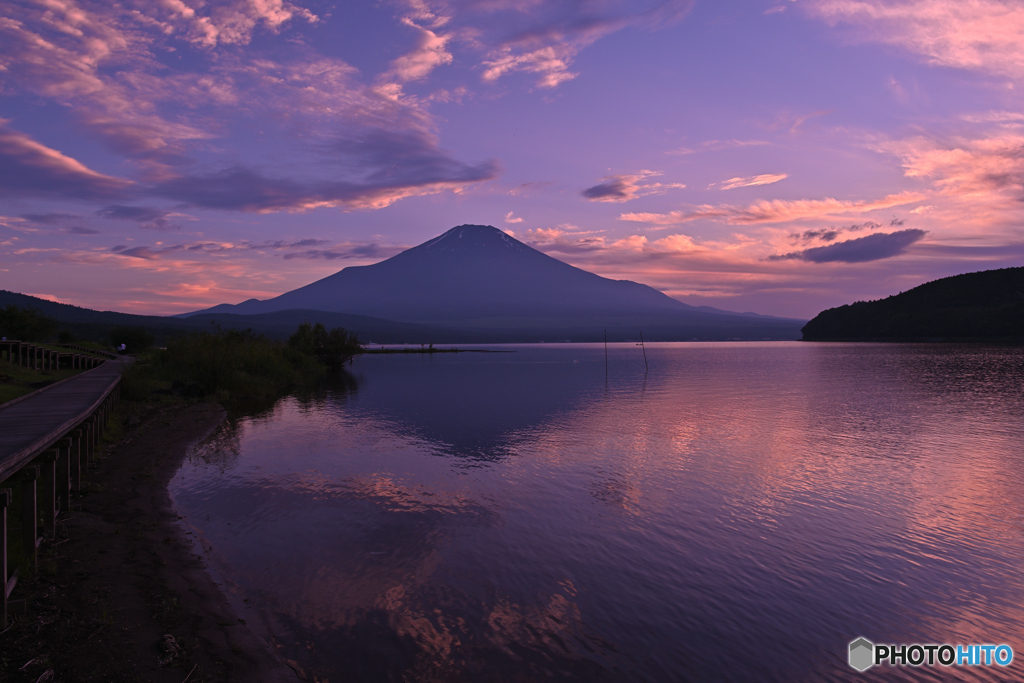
807,0,1024,79
96,205,183,231
581,170,685,203
620,191,925,225
789,219,898,244
766,229,927,263
0,120,131,200
507,181,555,196
382,18,453,84
0,2,497,212
504,211,524,223
667,139,771,155
717,173,789,190
282,243,402,260
21,213,81,225
102,237,405,263
440,0,696,88
879,132,1024,198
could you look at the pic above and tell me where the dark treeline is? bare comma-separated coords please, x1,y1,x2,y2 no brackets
802,266,1024,341
0,301,363,404
121,323,361,405
1,303,165,352
0,304,56,341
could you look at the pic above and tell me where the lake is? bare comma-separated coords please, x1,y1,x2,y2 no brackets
169,342,1024,682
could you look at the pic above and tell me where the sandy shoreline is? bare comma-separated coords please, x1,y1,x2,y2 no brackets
0,402,301,683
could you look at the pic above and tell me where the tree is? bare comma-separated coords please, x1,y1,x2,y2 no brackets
0,304,56,341
109,326,155,353
288,322,361,366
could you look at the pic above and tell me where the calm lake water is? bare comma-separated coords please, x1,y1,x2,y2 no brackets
170,342,1024,682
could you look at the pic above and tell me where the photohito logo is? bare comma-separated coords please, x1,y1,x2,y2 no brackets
848,638,1013,671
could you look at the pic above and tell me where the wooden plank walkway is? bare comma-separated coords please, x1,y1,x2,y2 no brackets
0,358,126,484
2,356,127,624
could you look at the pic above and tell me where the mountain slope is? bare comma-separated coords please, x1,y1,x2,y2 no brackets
0,291,475,344
186,225,798,331
801,266,1024,340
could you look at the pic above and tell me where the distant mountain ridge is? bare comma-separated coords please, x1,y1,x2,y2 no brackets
186,224,804,339
801,266,1024,341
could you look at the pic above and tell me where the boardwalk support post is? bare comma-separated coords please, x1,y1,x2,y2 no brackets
58,438,72,515
2,488,10,627
21,465,39,568
71,429,83,490
41,449,57,539
82,421,93,469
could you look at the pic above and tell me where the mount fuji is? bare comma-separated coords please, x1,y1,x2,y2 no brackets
184,225,804,340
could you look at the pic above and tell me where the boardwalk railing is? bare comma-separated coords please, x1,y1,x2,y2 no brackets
1,357,125,626
2,340,107,371
55,342,120,360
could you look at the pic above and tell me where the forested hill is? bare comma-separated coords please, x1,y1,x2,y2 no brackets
801,266,1024,341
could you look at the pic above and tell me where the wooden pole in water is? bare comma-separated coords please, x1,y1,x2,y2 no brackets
604,329,608,378
640,330,648,372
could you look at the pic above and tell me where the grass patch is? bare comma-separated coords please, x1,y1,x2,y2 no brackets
0,363,85,404
0,342,109,403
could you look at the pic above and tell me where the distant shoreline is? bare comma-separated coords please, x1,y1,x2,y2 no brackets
800,337,1024,344
361,347,511,354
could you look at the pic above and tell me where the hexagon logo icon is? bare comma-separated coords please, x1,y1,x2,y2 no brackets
849,638,875,672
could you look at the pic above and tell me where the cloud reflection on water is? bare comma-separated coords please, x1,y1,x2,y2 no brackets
173,343,1024,682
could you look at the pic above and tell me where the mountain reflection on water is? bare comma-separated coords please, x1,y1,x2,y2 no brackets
170,343,1024,682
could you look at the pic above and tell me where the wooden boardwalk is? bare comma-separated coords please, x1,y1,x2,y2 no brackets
0,359,126,483
1,356,126,625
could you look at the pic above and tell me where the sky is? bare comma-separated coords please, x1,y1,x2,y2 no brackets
1,0,1023,319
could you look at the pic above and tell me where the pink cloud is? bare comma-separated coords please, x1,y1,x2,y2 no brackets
717,173,788,190
383,19,453,83
158,0,318,47
667,139,772,155
880,132,1024,198
807,0,1024,79
429,0,695,88
619,191,926,225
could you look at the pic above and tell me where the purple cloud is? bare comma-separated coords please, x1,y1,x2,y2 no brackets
582,178,634,202
154,134,498,212
96,204,180,231
768,229,927,263
21,213,80,224
466,0,695,87
282,243,402,260
0,121,130,200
